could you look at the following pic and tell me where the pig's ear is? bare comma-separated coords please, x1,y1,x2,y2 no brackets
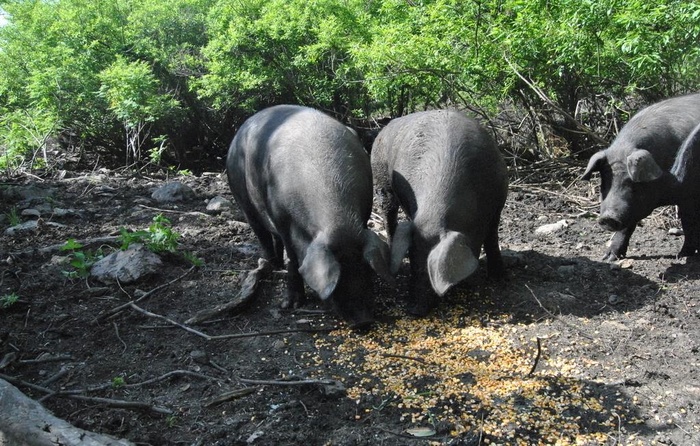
427,231,478,296
390,221,413,275
362,229,394,283
581,151,607,181
299,241,340,300
627,149,663,183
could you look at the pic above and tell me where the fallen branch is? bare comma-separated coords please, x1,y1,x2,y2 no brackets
129,302,212,338
128,298,337,340
528,337,542,376
0,372,171,416
0,378,135,446
19,354,73,364
186,258,272,325
64,394,173,415
205,387,260,407
208,327,337,340
238,377,339,386
36,369,221,402
238,376,346,397
509,183,597,209
96,265,196,322
138,203,210,218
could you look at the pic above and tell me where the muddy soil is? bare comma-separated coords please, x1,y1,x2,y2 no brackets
1,161,698,445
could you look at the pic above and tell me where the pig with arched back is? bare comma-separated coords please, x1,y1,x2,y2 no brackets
226,105,392,328
371,110,508,316
581,93,700,261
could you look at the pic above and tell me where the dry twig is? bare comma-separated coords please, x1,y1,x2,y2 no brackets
97,265,196,321
525,284,594,340
505,56,608,147
205,387,260,407
528,338,542,376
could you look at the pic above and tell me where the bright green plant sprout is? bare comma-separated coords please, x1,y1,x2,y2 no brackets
0,293,19,309
147,214,179,253
165,415,178,428
111,376,126,388
60,239,102,278
5,207,21,226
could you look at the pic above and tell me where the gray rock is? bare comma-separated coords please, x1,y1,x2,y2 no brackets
206,196,233,214
557,265,576,275
608,294,623,305
151,182,195,203
90,245,162,284
53,208,80,218
5,220,68,236
21,209,42,219
5,220,40,236
2,185,54,203
534,219,568,236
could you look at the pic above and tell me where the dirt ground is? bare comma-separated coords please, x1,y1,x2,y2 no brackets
1,159,699,446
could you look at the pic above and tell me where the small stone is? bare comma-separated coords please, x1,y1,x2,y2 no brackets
206,195,233,214
53,208,80,218
557,265,576,275
90,245,162,284
4,220,40,236
608,294,622,305
618,258,634,269
151,182,195,203
534,219,568,236
668,228,684,236
21,209,41,218
190,350,209,364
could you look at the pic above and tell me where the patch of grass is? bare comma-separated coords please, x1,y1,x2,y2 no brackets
0,293,19,309
5,207,21,226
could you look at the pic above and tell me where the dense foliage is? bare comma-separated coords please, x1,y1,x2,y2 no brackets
1,0,699,170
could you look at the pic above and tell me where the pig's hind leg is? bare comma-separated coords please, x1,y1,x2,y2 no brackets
483,217,505,279
678,204,700,256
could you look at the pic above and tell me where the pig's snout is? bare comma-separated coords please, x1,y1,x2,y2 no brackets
334,300,374,330
341,308,374,331
598,215,624,232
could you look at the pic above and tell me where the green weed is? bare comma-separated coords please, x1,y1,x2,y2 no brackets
0,293,19,309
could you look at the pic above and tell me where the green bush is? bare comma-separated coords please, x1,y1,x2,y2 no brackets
1,0,699,166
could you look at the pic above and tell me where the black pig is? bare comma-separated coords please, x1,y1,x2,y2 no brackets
226,105,392,328
371,110,508,316
582,93,700,260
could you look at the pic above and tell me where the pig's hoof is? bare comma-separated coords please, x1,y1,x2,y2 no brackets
601,251,622,262
280,291,306,309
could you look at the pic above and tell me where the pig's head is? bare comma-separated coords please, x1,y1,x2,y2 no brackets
390,221,479,297
298,229,392,329
582,148,670,231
